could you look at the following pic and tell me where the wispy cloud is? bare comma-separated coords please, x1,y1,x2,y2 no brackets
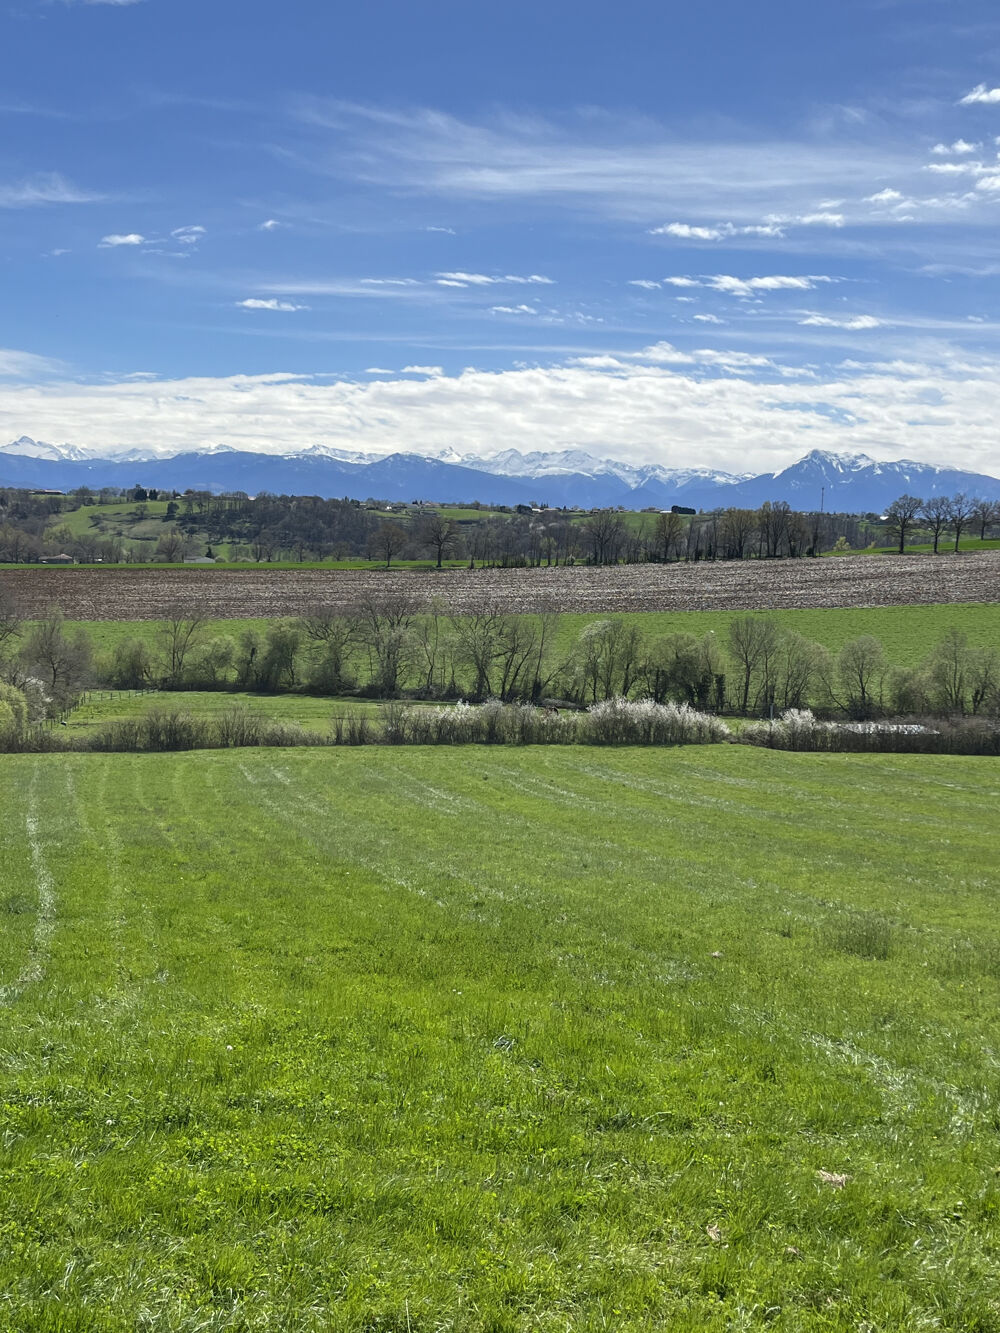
0,347,65,378
931,139,979,155
401,364,443,375
259,219,282,231
171,225,205,246
289,99,918,227
799,314,882,330
238,298,308,311
0,173,102,208
490,304,539,315
99,232,144,247
435,271,554,287
656,274,835,297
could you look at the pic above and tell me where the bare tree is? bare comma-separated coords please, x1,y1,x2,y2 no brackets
949,493,976,552
653,510,686,562
727,616,780,714
157,610,207,685
582,509,626,565
720,508,756,560
369,521,408,568
835,636,888,719
920,496,951,554
884,494,924,554
0,581,22,668
418,512,460,568
926,627,970,713
972,498,1000,541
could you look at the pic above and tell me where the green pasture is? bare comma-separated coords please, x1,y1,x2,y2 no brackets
63,690,445,735
66,600,1000,670
62,690,393,735
0,745,998,1330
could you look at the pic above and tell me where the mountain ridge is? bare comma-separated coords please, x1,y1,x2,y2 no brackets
2,439,999,511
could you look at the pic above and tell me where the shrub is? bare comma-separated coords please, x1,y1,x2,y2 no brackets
0,682,29,736
582,698,730,746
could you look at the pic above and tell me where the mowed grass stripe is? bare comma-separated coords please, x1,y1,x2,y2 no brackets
0,747,998,1330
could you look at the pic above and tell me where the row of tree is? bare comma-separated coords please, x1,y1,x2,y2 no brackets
5,483,999,567
884,492,1000,553
1,586,996,721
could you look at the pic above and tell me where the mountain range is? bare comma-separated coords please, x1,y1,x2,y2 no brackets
2,437,999,512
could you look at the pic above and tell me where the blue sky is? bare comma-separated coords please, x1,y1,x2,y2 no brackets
4,0,1000,474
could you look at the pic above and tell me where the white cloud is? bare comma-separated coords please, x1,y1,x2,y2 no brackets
238,298,308,311
259,219,282,231
435,271,554,286
923,161,980,175
5,355,1000,475
932,139,979,156
797,212,845,227
663,277,701,288
865,188,904,204
650,222,724,240
364,367,394,374
99,233,144,247
401,365,444,375
490,305,539,315
425,225,456,234
960,85,1000,105
650,220,788,241
706,274,828,296
799,314,882,330
628,279,662,290
360,278,421,286
171,225,205,245
694,313,724,323
0,173,102,208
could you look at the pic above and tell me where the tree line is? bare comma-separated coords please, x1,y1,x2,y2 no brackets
4,484,998,567
1,586,996,724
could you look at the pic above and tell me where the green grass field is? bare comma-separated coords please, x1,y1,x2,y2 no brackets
1,745,999,1330
63,690,438,735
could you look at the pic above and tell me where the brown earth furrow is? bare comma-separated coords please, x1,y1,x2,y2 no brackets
1,552,998,620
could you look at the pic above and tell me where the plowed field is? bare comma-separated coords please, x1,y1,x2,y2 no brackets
2,550,998,619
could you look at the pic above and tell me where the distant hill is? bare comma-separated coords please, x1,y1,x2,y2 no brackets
2,437,999,511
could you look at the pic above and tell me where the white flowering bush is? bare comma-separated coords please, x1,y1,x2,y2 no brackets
581,698,730,746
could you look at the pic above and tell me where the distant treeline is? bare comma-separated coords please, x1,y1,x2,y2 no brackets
1,586,997,725
3,484,998,566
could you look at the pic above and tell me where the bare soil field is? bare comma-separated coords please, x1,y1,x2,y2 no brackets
2,551,998,619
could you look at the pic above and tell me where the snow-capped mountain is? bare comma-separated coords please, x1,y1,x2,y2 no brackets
0,435,92,463
1,438,998,509
453,447,750,490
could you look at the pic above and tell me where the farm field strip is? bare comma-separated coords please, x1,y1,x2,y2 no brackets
4,549,1000,619
0,746,999,1329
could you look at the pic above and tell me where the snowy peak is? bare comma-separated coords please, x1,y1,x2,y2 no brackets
2,437,999,508
0,435,90,463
